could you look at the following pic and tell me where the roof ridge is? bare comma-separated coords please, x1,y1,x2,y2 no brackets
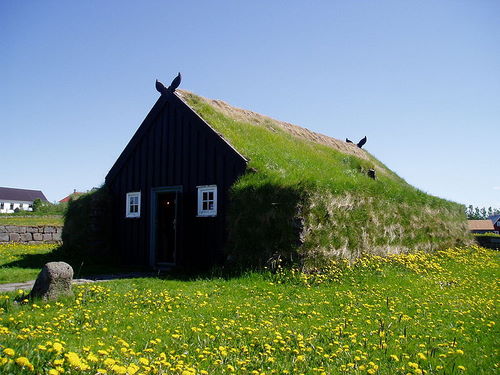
176,89,371,162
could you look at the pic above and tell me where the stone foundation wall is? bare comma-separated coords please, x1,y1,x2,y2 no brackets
0,225,63,244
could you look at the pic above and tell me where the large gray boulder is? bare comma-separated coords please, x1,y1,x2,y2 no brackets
29,262,74,300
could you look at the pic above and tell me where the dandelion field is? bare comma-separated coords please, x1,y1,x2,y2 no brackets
0,245,498,374
0,215,64,226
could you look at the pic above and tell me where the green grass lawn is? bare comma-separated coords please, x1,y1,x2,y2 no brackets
0,243,146,284
0,243,58,283
0,215,64,226
0,244,498,374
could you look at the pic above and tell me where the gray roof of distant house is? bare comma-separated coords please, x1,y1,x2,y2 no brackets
0,187,48,202
489,215,500,224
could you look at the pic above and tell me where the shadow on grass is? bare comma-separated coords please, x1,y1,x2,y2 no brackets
2,245,150,280
1,245,259,283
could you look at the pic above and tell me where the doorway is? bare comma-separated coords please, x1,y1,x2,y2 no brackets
151,187,182,267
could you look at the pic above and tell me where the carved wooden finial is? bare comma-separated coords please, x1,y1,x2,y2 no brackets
357,136,367,149
169,72,181,91
155,72,182,95
155,79,168,94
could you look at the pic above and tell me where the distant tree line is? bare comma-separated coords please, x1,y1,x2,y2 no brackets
31,198,67,215
4,198,68,215
465,205,500,220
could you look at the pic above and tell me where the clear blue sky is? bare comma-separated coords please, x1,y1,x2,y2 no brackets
1,1,499,208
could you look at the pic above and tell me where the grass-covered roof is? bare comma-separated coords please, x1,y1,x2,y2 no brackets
177,90,471,266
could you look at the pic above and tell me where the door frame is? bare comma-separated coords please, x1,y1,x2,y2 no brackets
150,186,183,268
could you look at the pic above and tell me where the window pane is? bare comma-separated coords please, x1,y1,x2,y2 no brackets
198,186,216,216
126,193,141,217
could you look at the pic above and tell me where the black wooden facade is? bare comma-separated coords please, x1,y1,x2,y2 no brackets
105,89,247,269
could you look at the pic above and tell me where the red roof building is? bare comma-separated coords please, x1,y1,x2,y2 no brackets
59,190,85,203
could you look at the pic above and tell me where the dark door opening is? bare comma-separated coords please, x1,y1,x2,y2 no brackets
155,191,178,265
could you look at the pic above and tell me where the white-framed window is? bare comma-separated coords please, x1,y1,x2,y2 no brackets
197,185,217,217
126,192,141,218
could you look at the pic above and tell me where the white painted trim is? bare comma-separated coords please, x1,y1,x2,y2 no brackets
126,192,141,218
197,185,217,217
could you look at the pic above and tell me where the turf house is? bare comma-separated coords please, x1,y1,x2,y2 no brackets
94,74,470,270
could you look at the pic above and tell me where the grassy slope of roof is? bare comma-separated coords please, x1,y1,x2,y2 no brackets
179,91,471,267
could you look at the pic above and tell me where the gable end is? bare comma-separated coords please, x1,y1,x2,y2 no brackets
106,92,247,184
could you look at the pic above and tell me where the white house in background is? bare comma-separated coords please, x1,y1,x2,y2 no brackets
0,187,48,213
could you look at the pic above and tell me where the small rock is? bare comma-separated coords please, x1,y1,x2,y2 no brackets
29,262,74,301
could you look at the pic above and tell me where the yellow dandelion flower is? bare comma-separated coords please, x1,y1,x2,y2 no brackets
104,358,116,367
3,348,15,357
15,357,34,371
111,364,127,374
53,342,64,353
127,364,140,374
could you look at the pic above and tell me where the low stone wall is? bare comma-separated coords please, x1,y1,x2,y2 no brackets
0,225,63,244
